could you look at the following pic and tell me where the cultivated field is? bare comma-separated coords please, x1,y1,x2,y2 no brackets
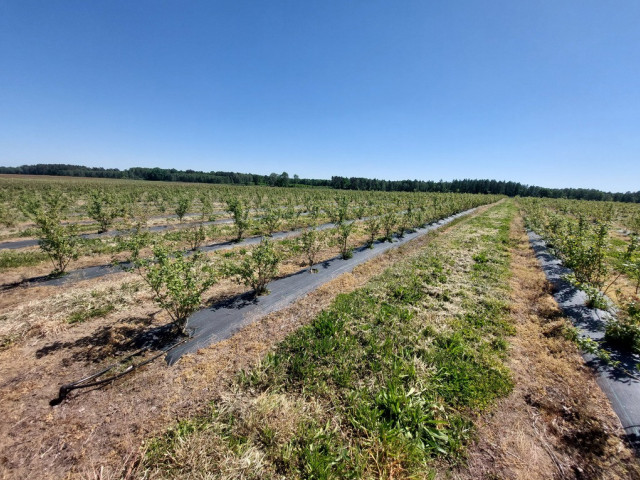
520,197,640,355
0,175,639,479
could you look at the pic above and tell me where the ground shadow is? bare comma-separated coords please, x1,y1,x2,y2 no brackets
36,315,179,364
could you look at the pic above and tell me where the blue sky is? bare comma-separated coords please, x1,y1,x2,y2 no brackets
1,1,639,191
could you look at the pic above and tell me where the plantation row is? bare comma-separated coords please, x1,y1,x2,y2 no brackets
0,174,500,276
519,197,640,356
0,176,499,337
521,197,640,235
4,193,640,478
0,176,490,231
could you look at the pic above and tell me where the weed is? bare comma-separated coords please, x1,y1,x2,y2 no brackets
66,304,115,324
0,250,48,271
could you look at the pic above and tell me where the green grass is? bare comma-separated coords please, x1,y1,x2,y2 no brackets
66,304,116,324
0,249,49,271
64,285,135,324
139,201,516,479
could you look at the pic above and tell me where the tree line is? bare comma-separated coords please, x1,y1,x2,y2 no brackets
1,163,638,203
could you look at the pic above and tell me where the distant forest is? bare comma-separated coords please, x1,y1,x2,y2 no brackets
1,163,638,203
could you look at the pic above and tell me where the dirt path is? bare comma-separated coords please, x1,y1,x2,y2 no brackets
0,204,490,480
457,211,640,479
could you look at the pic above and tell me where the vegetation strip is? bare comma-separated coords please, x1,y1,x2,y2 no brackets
528,231,640,448
0,220,343,290
3,167,639,202
166,208,477,363
1,208,473,291
0,217,233,251
459,212,640,478
138,201,516,479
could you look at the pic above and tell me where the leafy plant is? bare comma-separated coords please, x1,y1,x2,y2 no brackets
606,298,640,354
175,195,192,222
299,228,325,272
87,190,123,233
0,202,17,228
581,281,610,310
227,238,280,295
199,192,215,222
187,223,206,251
620,235,640,294
116,220,151,262
397,209,415,238
363,216,380,248
226,198,251,241
260,202,281,236
130,243,217,333
381,211,397,242
327,196,350,225
560,324,617,366
21,193,80,276
335,222,354,259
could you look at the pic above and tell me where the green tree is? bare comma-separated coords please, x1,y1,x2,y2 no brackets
277,172,290,187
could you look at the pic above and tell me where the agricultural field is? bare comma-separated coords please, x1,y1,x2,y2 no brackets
520,197,640,355
0,175,639,479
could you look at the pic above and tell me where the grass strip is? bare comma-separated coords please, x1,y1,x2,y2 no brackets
140,201,516,479
0,249,49,271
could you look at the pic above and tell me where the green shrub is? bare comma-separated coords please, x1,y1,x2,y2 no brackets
21,192,79,276
606,300,640,353
87,190,124,233
299,228,324,272
335,222,354,259
225,198,251,241
175,195,192,222
227,238,280,295
131,242,217,333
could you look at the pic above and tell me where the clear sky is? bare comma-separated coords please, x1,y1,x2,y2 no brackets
1,1,639,192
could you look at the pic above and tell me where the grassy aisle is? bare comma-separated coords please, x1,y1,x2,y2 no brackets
137,202,516,479
459,210,640,480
